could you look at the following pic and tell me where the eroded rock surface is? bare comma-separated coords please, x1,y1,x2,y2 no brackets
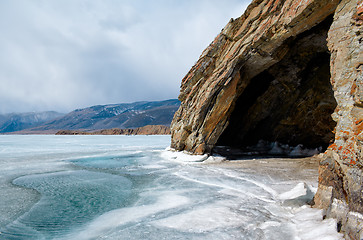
171,0,362,238
314,1,363,238
171,0,340,154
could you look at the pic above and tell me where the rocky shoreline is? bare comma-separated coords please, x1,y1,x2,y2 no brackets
55,125,171,135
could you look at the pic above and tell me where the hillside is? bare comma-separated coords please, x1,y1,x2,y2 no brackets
0,111,65,133
23,99,180,133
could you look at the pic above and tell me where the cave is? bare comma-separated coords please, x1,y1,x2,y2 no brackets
215,16,337,157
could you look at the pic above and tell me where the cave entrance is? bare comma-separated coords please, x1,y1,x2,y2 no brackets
215,16,337,158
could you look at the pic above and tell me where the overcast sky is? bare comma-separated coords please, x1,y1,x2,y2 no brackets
0,0,250,114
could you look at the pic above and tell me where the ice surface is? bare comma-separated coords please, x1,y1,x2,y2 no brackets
241,140,323,157
4,170,133,239
288,206,343,240
68,192,190,240
153,205,244,232
203,155,227,163
290,144,321,157
279,182,311,200
162,147,209,162
0,136,343,240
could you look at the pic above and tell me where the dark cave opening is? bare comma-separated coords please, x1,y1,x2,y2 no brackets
215,16,337,158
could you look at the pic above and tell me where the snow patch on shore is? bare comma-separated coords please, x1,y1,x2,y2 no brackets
273,183,344,240
162,147,209,163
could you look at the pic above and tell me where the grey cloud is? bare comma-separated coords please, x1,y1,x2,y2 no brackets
0,0,250,114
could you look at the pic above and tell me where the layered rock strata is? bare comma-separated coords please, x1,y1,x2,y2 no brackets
314,2,363,238
171,0,362,238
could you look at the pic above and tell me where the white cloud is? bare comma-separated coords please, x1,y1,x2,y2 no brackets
0,0,250,114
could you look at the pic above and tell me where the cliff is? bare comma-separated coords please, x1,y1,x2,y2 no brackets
171,0,362,239
55,125,171,135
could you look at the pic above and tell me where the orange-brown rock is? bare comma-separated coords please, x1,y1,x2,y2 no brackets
55,130,93,135
171,0,362,238
172,0,341,154
313,1,363,238
120,125,171,135
55,125,171,135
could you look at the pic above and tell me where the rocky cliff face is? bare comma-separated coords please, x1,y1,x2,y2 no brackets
171,0,362,238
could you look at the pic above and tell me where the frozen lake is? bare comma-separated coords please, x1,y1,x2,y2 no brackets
0,135,342,239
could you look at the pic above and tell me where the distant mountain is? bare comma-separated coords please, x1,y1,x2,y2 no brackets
25,99,180,133
0,111,65,133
